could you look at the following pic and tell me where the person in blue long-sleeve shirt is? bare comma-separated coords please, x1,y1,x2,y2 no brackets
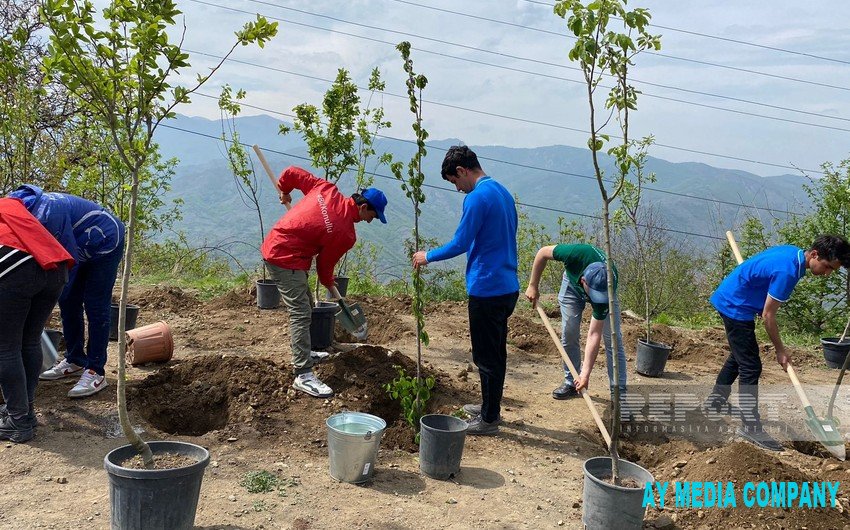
413,146,519,435
8,185,124,399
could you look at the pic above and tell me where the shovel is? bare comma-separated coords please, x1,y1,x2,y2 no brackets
727,231,845,460
329,286,368,341
536,305,612,448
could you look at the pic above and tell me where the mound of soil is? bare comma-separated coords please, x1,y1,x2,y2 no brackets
625,440,850,529
508,314,554,358
206,288,254,310
133,286,200,312
353,296,414,345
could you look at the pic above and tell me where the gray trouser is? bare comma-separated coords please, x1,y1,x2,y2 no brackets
558,272,627,394
265,262,314,375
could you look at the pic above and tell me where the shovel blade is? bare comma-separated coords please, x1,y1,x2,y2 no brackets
805,409,846,460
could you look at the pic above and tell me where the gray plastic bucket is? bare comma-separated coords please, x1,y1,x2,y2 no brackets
582,457,653,530
41,329,63,371
256,279,281,309
635,339,672,377
419,414,468,479
326,411,386,483
104,440,210,530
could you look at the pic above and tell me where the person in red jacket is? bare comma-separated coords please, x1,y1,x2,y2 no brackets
261,166,388,397
0,197,74,442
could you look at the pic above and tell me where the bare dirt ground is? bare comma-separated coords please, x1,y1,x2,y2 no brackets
2,285,850,529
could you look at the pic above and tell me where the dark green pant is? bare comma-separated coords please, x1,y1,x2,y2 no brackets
265,262,314,375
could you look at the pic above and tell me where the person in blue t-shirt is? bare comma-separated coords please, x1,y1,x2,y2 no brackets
412,146,519,436
708,235,850,452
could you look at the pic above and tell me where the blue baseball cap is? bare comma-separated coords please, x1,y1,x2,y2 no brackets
582,262,609,304
361,188,387,224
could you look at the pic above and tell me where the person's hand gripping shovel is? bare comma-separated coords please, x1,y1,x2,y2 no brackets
727,230,845,460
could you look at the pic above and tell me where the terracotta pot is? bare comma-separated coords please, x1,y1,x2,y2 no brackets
126,321,173,365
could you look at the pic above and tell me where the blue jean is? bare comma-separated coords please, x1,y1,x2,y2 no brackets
558,273,627,394
59,239,124,376
0,260,67,422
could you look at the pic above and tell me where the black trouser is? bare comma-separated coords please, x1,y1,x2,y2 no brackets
0,259,67,423
712,313,762,424
468,291,518,423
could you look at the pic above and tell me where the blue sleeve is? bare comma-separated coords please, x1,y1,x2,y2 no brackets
33,197,80,264
426,194,485,263
767,272,798,303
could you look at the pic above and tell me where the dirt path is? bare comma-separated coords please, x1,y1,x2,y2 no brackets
1,286,849,529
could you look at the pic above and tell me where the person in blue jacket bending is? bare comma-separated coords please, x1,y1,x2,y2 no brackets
9,185,125,398
413,146,519,436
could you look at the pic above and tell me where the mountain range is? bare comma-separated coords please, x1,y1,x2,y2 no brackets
153,114,812,275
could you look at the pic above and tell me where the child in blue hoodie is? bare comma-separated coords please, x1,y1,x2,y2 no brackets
9,185,125,398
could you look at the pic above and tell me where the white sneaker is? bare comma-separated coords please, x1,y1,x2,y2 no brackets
68,370,108,398
310,351,330,363
39,359,84,381
292,372,333,398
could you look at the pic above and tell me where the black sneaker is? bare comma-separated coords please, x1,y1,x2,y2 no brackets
466,415,499,436
552,381,578,400
0,416,34,443
736,424,782,452
703,393,733,416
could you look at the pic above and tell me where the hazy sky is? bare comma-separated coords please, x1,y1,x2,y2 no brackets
155,0,850,177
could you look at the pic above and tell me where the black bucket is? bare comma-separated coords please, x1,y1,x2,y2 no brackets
822,338,850,369
310,302,338,350
635,339,672,377
104,440,210,530
419,414,468,480
255,279,281,309
328,276,350,298
109,303,140,341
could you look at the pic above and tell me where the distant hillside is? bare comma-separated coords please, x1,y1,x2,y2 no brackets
154,114,811,274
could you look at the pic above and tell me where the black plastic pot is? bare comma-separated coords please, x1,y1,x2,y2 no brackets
822,338,850,369
419,414,468,480
310,301,338,350
331,276,350,298
104,440,210,530
635,339,672,377
109,303,140,341
583,457,653,530
255,279,281,309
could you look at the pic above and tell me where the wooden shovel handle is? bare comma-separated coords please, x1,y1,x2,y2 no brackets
726,230,811,408
252,144,291,211
536,305,612,447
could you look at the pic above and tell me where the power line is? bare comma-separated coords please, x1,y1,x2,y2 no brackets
190,0,850,128
185,45,825,174
157,122,727,241
518,0,850,67
384,0,850,93
239,0,850,95
189,90,806,217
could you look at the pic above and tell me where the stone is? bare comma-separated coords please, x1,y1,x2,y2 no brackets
706,456,717,464
673,461,687,469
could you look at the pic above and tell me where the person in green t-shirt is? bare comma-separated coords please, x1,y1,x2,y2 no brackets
524,243,627,399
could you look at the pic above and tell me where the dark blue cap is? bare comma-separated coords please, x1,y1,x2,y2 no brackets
582,262,609,304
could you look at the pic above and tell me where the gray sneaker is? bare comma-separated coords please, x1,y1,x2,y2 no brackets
0,416,33,443
466,415,499,436
462,404,502,424
736,424,782,452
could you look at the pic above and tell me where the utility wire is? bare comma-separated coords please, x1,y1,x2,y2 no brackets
190,90,806,217
239,0,850,94
518,0,850,66
194,0,850,127
158,122,727,241
384,0,850,93
185,45,824,174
